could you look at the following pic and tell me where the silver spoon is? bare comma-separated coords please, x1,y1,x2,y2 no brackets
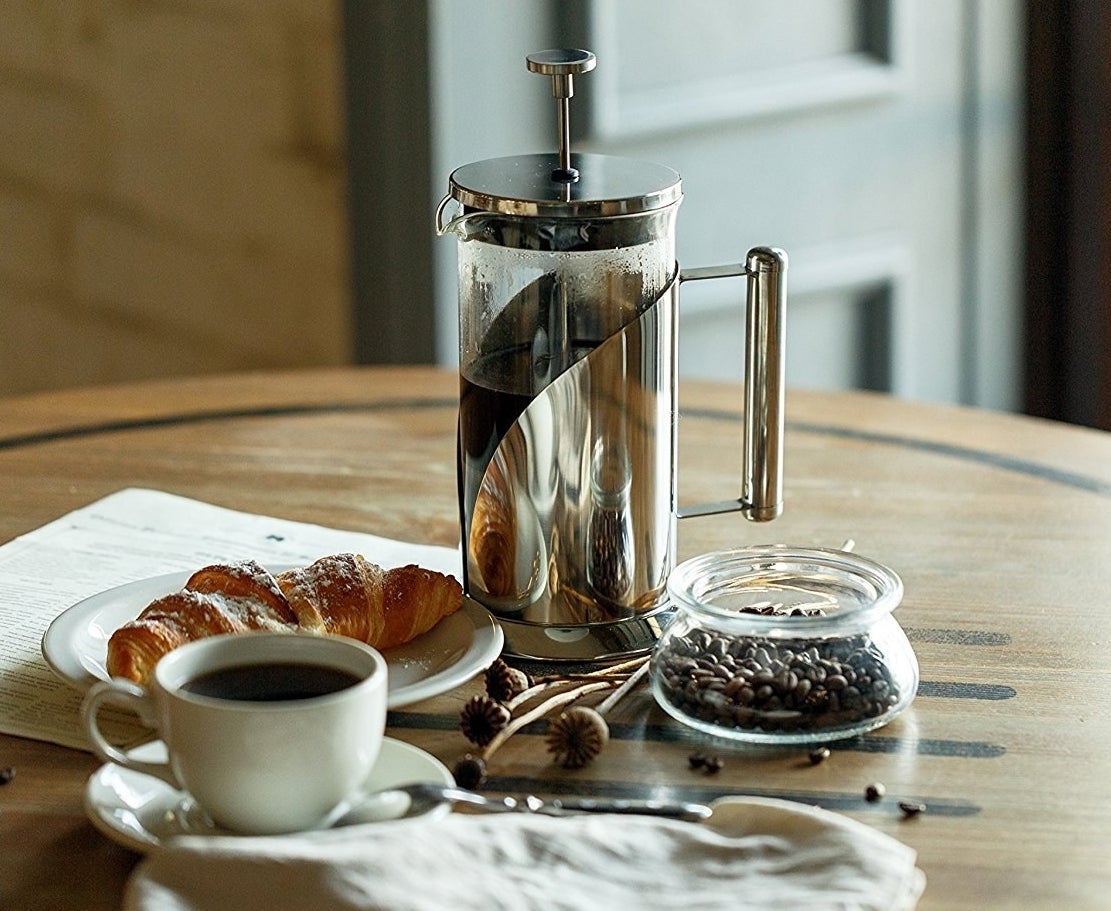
331,782,712,827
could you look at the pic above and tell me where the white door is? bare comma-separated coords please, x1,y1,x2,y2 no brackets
426,0,1024,410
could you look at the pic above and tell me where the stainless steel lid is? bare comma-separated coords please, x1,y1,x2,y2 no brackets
447,49,682,220
448,152,682,218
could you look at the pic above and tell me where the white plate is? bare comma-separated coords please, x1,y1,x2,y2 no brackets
42,570,502,708
85,737,453,853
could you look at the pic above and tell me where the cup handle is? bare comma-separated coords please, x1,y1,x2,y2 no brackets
81,679,181,788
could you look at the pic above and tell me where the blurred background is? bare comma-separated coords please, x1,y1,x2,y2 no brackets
1,0,1108,429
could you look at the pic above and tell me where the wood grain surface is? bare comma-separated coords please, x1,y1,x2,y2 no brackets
1,366,1109,911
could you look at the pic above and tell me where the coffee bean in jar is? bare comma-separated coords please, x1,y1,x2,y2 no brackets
650,546,918,744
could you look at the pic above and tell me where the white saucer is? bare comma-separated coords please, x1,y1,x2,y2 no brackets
85,737,453,854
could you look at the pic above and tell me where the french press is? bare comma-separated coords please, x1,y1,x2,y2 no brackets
437,49,786,661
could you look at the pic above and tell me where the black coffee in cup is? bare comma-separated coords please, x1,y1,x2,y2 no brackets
181,661,362,702
84,633,388,834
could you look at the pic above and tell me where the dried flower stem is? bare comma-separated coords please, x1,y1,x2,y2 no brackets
595,659,649,717
584,655,650,677
503,655,649,714
503,678,589,713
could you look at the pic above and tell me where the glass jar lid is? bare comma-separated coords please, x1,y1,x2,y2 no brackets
667,545,904,632
448,152,682,219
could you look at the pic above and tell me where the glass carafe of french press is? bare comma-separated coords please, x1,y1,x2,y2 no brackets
437,50,786,661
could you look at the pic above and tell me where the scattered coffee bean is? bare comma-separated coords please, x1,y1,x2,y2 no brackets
865,782,886,802
898,800,926,817
808,747,831,765
689,752,724,774
655,627,903,736
0,767,14,785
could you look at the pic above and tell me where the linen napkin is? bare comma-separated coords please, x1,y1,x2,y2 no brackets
124,797,925,911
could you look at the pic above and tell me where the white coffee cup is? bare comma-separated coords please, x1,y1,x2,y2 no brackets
82,632,388,835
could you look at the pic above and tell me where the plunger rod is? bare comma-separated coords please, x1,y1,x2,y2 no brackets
526,49,597,182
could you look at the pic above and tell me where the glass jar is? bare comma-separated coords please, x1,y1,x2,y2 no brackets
650,546,918,744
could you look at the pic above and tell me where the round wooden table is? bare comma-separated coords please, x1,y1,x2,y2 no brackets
1,366,1109,910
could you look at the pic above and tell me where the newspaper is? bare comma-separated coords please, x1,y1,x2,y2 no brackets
0,488,460,751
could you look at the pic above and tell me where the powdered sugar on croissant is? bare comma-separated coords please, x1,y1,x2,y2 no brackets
106,554,463,684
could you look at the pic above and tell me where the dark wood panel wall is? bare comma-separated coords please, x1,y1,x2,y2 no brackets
342,1,436,365
1025,0,1111,430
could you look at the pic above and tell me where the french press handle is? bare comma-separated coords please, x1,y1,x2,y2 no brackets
677,247,787,522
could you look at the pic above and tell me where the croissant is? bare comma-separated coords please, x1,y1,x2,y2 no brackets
106,554,463,685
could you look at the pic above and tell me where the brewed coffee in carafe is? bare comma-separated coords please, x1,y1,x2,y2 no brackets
438,49,786,661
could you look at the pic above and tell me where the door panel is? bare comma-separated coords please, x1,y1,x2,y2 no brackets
586,0,905,139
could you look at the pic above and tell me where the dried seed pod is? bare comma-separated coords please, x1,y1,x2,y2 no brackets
453,754,488,790
898,800,926,818
484,658,531,703
0,767,13,785
459,695,511,747
545,706,610,769
865,781,886,802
